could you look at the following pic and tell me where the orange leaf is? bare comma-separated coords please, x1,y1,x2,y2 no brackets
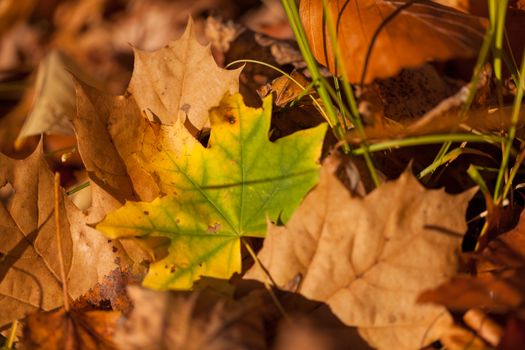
300,0,486,83
23,308,120,350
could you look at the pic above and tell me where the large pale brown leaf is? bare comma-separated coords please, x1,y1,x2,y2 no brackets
128,18,241,129
0,144,121,328
300,0,486,83
246,155,475,349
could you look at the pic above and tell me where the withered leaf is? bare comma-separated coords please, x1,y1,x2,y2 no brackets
17,50,104,144
0,144,121,328
419,210,525,316
498,317,525,350
418,269,525,313
74,80,160,203
247,155,475,349
300,0,486,83
431,1,470,12
115,284,367,350
114,286,269,350
22,307,120,350
439,325,492,350
347,105,525,143
477,209,525,273
258,70,311,107
128,18,241,129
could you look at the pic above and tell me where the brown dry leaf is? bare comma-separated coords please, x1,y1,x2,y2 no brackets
115,284,366,350
246,155,475,349
114,286,269,350
0,22,43,76
273,319,336,350
241,0,294,39
0,144,121,328
300,0,486,83
272,314,371,350
128,19,241,129
16,51,104,145
418,210,525,319
431,0,469,12
498,317,525,350
439,325,491,350
73,80,160,203
0,92,34,156
73,267,142,314
0,0,35,37
22,307,120,350
348,104,524,143
258,70,311,107
418,269,525,313
453,2,525,66
477,209,525,273
110,0,230,53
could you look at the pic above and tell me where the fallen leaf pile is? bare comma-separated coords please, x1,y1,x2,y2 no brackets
1,1,525,349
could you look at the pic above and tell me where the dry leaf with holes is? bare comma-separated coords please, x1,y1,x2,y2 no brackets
246,155,475,349
300,0,486,83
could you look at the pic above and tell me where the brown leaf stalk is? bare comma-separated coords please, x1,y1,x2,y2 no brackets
54,172,69,312
242,238,290,323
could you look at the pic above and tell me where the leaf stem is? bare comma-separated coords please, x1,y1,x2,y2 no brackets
54,172,70,312
241,238,290,322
